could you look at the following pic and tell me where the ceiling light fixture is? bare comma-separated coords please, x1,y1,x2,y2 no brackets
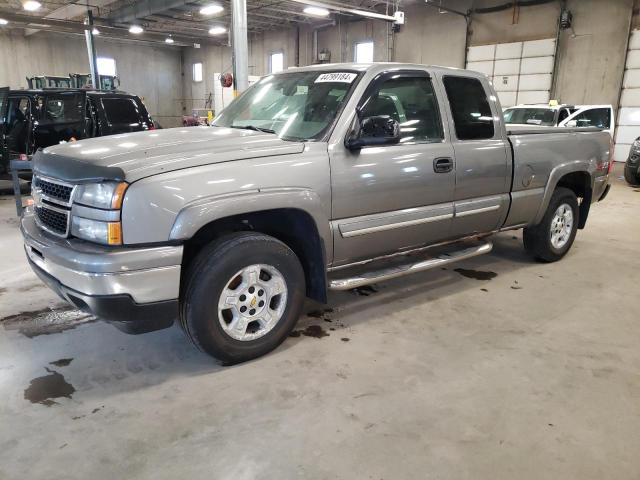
303,6,330,16
0,18,8,25
129,25,143,34
200,4,224,15
165,37,174,44
209,26,227,35
22,1,42,11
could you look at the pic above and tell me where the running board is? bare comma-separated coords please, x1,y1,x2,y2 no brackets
328,240,493,291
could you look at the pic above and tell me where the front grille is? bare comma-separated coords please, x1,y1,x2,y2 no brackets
33,176,73,204
35,205,69,236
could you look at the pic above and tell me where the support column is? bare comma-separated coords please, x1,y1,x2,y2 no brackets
84,10,99,90
231,0,249,95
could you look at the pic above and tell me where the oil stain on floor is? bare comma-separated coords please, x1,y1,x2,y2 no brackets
289,325,330,338
454,268,498,281
24,367,75,407
1,306,94,338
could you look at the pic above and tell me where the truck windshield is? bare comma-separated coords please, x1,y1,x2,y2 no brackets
503,107,556,126
212,71,360,141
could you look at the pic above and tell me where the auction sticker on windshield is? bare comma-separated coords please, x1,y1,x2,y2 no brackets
315,72,357,83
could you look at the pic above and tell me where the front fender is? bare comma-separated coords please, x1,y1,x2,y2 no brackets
169,187,332,260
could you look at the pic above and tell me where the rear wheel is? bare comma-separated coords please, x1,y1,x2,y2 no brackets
180,232,305,364
523,187,579,263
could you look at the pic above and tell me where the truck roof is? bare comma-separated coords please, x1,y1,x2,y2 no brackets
279,62,483,78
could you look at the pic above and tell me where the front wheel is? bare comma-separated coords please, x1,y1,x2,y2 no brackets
523,187,579,263
180,232,306,364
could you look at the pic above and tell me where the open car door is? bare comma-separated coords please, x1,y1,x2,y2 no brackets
0,87,10,174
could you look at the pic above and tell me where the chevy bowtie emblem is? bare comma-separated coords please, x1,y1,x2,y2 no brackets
250,297,257,307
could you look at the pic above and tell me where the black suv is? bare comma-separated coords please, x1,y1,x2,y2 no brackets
625,137,640,186
0,88,155,174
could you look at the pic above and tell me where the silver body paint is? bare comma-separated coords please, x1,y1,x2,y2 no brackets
20,63,612,312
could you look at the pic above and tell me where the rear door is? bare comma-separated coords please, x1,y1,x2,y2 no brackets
438,74,511,237
0,87,9,172
34,91,87,147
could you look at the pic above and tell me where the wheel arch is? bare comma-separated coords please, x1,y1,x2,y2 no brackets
172,190,331,303
534,164,593,229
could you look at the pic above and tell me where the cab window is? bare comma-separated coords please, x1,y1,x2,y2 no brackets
571,108,611,129
39,93,84,124
360,76,443,143
443,76,494,140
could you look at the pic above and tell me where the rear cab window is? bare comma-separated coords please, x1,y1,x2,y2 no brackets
101,97,144,126
442,76,494,140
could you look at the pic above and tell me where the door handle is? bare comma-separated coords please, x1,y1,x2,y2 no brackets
433,157,453,173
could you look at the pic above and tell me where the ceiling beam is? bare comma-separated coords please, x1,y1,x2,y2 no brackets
107,0,198,24
285,0,395,21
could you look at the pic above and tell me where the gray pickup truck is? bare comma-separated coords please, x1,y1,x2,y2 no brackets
21,63,612,363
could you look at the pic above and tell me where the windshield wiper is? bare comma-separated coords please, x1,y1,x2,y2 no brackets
230,125,276,134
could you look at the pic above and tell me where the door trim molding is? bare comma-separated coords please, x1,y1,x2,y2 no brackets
341,212,453,238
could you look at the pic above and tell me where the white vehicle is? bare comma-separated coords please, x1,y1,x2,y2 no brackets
503,103,577,127
559,105,615,136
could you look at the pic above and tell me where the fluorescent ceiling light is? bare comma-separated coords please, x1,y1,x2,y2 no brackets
129,25,143,34
200,4,224,15
0,18,8,25
92,27,99,35
22,1,41,11
303,6,330,16
165,37,174,44
209,26,227,35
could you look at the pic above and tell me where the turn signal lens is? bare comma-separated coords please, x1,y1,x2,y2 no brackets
111,182,128,209
107,222,122,245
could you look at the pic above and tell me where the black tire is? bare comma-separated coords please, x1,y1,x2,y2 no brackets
624,165,640,186
180,232,305,364
523,187,579,263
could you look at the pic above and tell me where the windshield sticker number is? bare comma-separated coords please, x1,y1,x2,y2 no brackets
315,72,357,83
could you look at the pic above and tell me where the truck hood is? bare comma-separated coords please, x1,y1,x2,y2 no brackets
33,126,306,183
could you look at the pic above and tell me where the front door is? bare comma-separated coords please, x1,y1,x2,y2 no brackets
0,87,9,173
330,70,456,266
439,74,511,237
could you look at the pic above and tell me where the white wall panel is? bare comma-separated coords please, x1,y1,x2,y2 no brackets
620,88,640,106
518,74,552,91
520,56,554,74
497,91,517,108
618,107,640,125
466,61,494,76
626,50,640,69
615,126,640,144
467,44,495,62
495,42,522,59
517,90,550,104
522,38,555,57
492,75,519,92
613,143,631,162
493,59,520,75
467,38,555,108
616,29,640,161
623,69,640,89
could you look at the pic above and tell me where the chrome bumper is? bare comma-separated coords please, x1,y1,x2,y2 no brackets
21,212,182,304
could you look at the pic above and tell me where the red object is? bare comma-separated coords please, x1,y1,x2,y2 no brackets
220,73,233,88
19,154,28,161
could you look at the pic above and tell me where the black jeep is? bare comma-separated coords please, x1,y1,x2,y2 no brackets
0,88,155,174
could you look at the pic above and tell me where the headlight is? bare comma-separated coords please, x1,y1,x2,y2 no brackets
74,182,128,209
71,216,122,245
71,181,127,245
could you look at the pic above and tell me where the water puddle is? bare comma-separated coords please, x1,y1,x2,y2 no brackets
24,367,75,407
1,306,94,338
454,268,498,281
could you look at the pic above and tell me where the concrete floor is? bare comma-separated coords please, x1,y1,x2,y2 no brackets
0,166,639,480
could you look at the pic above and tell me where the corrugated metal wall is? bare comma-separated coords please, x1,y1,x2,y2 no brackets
615,29,640,162
466,38,556,108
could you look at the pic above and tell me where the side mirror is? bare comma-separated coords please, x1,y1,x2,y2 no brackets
346,115,400,150
565,120,577,128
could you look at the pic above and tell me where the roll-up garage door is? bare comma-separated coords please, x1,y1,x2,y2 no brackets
615,29,640,162
466,39,556,108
